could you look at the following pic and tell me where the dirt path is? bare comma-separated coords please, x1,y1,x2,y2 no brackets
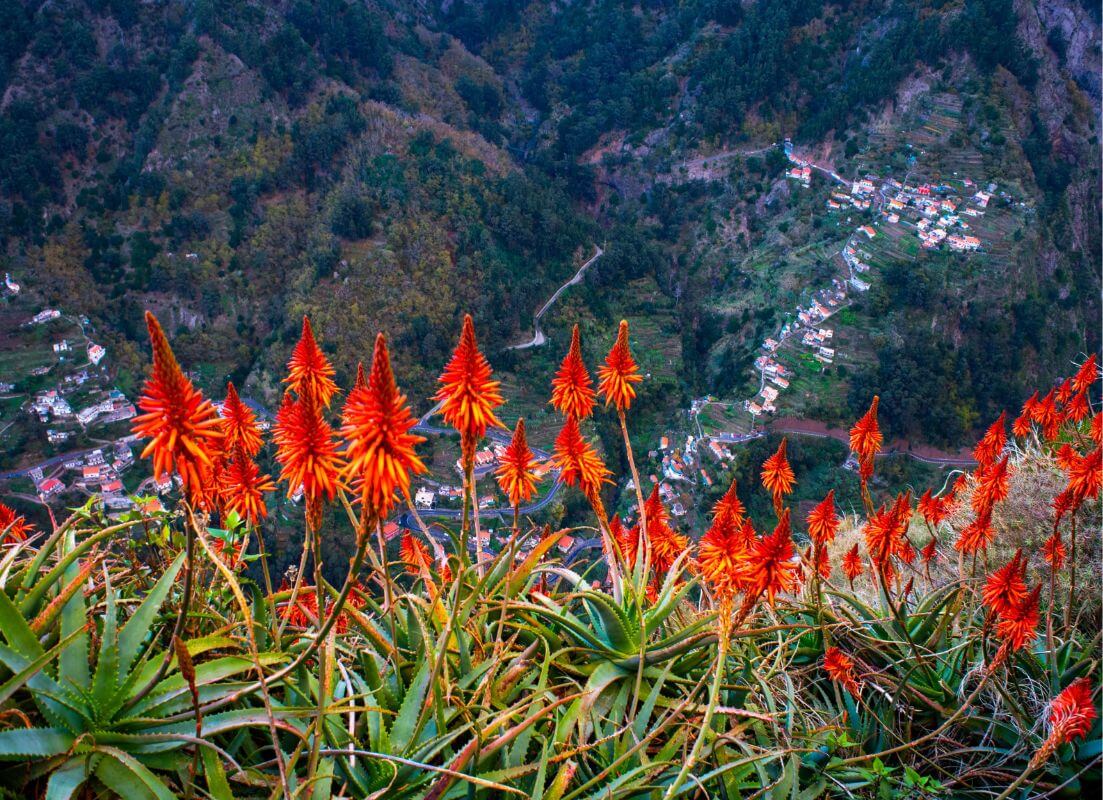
509,245,604,350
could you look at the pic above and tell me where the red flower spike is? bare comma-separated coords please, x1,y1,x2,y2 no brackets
221,382,264,458
496,418,540,507
553,416,611,506
1046,679,1097,749
761,438,796,505
698,504,749,602
982,549,1028,619
435,314,505,451
741,508,800,603
223,448,275,525
285,317,338,407
0,502,33,544
842,544,863,582
341,334,427,521
597,320,644,411
1071,355,1098,395
920,537,938,564
550,324,596,420
274,394,343,529
1042,532,1067,570
133,312,224,504
644,485,691,576
1012,392,1039,438
973,412,1007,468
995,585,1041,652
850,396,883,472
823,646,860,695
806,490,839,547
713,478,747,521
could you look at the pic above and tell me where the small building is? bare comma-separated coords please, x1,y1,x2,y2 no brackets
39,478,64,498
30,309,61,325
414,486,435,509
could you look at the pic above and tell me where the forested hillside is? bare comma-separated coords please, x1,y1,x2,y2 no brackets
1,0,1099,446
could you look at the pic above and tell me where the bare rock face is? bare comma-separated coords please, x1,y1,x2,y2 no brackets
1034,0,1102,102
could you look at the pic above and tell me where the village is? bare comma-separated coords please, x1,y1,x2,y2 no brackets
635,144,1008,526
0,278,156,516
752,146,1000,422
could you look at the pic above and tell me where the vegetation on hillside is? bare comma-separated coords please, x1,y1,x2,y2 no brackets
0,311,1097,798
1,0,1098,453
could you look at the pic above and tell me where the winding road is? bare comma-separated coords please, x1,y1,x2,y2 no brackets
509,245,604,350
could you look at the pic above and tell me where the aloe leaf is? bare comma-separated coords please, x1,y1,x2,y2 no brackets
0,727,74,759
389,656,430,752
93,747,177,800
58,528,90,692
117,550,186,680
200,746,234,800
44,756,88,800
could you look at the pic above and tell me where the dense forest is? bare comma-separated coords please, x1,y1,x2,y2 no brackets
0,0,1099,446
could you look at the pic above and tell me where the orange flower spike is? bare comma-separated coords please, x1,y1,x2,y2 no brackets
742,508,800,603
1056,378,1074,406
863,505,896,574
496,418,540,507
221,382,264,458
400,532,434,577
713,478,747,521
1012,392,1039,438
995,585,1041,652
133,312,224,501
1055,443,1081,473
0,502,33,544
285,317,338,407
917,489,950,527
1046,679,1098,748
223,448,275,525
698,505,748,602
1034,390,1061,441
760,438,796,506
1042,532,1066,570
1065,389,1090,423
982,549,1028,619
1068,447,1102,502
1071,354,1099,394
274,394,343,527
955,510,995,555
920,537,938,564
890,490,913,534
823,646,861,695
806,490,839,547
1093,412,1103,447
973,411,1007,468
550,324,597,420
972,455,1011,517
644,485,690,574
435,314,505,449
597,319,643,411
341,333,427,521
1027,678,1099,770
842,544,863,583
352,362,367,391
552,415,611,504
850,396,883,464
608,514,638,566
